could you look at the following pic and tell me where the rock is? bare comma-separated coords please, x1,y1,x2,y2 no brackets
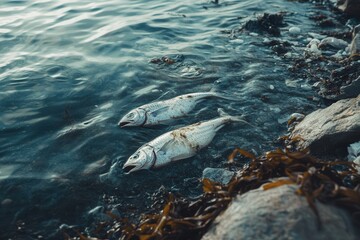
348,141,360,173
242,13,285,37
202,184,358,240
337,76,360,99
263,39,292,55
350,24,360,57
202,168,234,185
337,0,360,18
287,113,305,131
290,95,360,155
305,39,321,56
323,61,360,100
289,26,301,35
348,141,360,160
318,37,348,50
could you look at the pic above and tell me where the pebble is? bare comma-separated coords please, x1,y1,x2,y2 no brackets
269,84,275,90
202,168,234,185
289,26,301,35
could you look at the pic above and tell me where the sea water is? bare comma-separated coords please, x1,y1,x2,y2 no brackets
0,0,332,238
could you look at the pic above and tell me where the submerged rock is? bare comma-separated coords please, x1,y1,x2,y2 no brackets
202,168,234,185
290,95,360,155
242,13,285,36
202,184,357,240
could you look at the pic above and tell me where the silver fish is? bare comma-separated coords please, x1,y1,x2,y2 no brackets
118,92,230,127
122,113,245,173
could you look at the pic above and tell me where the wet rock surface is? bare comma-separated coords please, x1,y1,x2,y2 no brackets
350,24,360,57
202,168,234,185
202,184,358,240
290,95,360,155
337,0,360,18
240,13,286,36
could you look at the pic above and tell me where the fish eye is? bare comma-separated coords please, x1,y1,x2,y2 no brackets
132,153,139,159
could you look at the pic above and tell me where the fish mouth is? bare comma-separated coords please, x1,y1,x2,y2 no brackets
123,164,140,174
118,121,131,127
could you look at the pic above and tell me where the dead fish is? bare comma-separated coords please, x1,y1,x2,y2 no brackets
118,92,231,127
122,111,248,173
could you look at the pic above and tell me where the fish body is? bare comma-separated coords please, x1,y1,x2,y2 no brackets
122,114,242,173
118,92,228,127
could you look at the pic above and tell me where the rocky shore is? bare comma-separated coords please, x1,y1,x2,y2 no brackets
80,1,360,239
203,1,360,239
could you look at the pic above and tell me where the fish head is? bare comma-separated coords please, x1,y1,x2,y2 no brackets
123,146,155,174
118,108,146,127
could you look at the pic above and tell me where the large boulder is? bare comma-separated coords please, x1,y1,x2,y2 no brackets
290,95,360,155
350,24,360,57
337,0,360,18
202,184,358,240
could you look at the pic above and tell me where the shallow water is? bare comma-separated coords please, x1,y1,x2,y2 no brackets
0,0,339,238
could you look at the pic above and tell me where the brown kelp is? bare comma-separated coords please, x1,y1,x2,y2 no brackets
78,147,360,240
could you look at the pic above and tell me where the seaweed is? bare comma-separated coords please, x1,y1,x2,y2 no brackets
77,148,360,240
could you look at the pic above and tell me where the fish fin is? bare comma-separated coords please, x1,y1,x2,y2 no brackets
171,151,196,162
217,108,256,128
159,138,196,160
149,106,170,117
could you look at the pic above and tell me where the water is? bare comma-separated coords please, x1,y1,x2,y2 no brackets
0,0,332,238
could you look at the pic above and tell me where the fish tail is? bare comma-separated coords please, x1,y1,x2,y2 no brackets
217,108,255,127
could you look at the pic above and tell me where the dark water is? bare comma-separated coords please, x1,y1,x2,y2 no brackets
0,0,337,238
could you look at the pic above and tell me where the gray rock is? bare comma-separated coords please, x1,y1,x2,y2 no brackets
202,184,358,240
289,26,301,35
350,24,360,57
318,37,348,50
202,168,234,185
348,141,360,160
290,95,360,155
336,76,360,100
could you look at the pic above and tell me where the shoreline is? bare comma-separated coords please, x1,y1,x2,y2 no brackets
116,1,360,239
